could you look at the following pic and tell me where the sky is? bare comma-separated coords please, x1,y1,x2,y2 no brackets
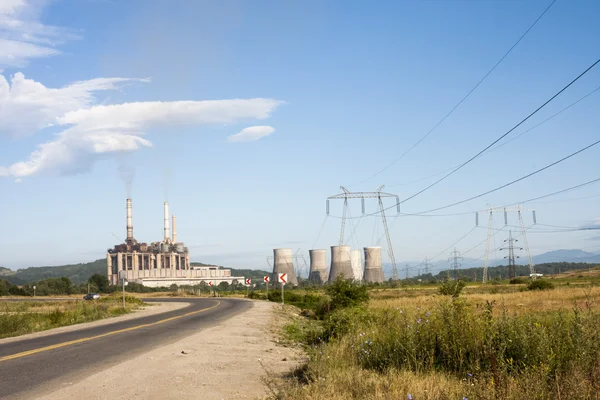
1,0,599,276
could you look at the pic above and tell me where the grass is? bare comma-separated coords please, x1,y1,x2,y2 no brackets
272,282,600,399
0,294,145,339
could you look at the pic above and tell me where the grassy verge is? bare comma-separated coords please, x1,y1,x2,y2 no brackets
273,280,600,399
0,294,145,339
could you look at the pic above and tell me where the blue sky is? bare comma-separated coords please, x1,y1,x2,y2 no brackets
1,0,599,275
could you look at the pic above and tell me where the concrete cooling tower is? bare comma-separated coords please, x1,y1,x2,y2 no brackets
363,246,384,283
272,248,298,286
350,249,363,281
328,245,354,282
308,249,328,284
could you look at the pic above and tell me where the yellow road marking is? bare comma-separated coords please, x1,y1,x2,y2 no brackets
0,300,221,363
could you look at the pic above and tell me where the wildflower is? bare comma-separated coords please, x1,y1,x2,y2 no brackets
425,319,429,323
467,373,473,377
407,395,413,400
426,311,431,317
417,318,422,324
400,310,403,313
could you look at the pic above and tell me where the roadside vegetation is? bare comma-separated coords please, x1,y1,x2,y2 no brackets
0,294,144,339
258,275,600,399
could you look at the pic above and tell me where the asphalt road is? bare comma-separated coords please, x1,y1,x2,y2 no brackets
0,297,252,399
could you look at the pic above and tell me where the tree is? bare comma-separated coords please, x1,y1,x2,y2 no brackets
88,274,110,293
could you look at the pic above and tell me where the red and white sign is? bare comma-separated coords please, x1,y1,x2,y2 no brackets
263,275,270,283
245,278,251,285
208,281,213,286
278,273,287,283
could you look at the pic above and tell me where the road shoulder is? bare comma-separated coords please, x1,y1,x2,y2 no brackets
35,300,301,400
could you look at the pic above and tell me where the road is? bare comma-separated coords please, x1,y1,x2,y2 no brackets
0,297,251,400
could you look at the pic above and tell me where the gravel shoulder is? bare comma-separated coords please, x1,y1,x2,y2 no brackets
34,300,301,400
0,301,190,344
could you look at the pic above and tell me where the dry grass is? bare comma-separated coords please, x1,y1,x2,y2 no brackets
369,284,600,314
274,283,600,399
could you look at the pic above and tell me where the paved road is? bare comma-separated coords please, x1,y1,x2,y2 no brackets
0,298,252,399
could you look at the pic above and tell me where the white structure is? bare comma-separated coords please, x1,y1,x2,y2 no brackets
363,246,384,283
272,248,298,286
309,249,328,284
350,249,363,281
329,245,354,282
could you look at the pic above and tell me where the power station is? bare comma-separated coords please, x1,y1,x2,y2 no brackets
107,198,245,287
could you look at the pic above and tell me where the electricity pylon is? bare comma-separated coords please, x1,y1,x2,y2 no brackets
500,230,522,279
448,248,463,280
327,185,400,279
476,204,536,283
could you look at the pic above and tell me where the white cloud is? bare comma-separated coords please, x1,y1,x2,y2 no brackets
227,125,276,143
0,72,148,137
0,74,283,179
0,0,78,67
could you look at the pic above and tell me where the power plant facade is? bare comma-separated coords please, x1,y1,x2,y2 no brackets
107,198,244,287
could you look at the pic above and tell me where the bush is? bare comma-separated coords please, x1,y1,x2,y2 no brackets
510,277,527,284
527,279,554,291
324,276,369,311
438,279,465,297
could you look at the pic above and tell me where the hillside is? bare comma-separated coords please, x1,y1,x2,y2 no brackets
0,267,15,277
5,260,107,285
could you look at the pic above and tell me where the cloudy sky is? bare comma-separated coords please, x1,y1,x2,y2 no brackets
1,0,599,274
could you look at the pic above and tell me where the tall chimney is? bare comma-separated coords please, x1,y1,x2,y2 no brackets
163,201,170,243
126,198,133,241
172,214,177,243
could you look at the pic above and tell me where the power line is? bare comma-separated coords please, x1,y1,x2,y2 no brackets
351,0,557,187
387,84,600,188
398,56,600,205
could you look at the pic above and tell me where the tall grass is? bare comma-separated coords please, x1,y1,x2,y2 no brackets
0,295,144,339
279,290,600,399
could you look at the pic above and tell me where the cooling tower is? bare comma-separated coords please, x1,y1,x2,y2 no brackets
308,249,328,284
328,245,354,282
273,248,298,286
350,249,363,281
363,246,384,283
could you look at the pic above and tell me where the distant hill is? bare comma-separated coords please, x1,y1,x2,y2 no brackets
5,260,268,285
5,260,107,285
0,267,15,277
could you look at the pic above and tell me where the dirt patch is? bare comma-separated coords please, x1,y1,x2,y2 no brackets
0,301,190,345
34,300,301,400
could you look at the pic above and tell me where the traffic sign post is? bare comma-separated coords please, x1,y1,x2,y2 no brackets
264,275,270,298
245,278,251,296
278,273,287,305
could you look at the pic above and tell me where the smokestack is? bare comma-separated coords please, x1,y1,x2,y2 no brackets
126,198,133,241
172,214,177,243
164,201,170,243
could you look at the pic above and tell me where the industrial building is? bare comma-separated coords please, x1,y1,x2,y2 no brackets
107,198,245,287
275,244,385,285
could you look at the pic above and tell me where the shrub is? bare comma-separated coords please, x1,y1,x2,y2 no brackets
324,276,369,311
438,279,465,297
510,277,527,284
527,279,554,291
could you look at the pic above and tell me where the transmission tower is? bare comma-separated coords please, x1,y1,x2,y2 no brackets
476,204,536,283
448,248,463,280
500,230,522,279
405,264,410,280
327,185,400,279
423,257,432,276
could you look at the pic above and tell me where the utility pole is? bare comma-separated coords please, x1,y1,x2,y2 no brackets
500,230,522,279
448,248,463,280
